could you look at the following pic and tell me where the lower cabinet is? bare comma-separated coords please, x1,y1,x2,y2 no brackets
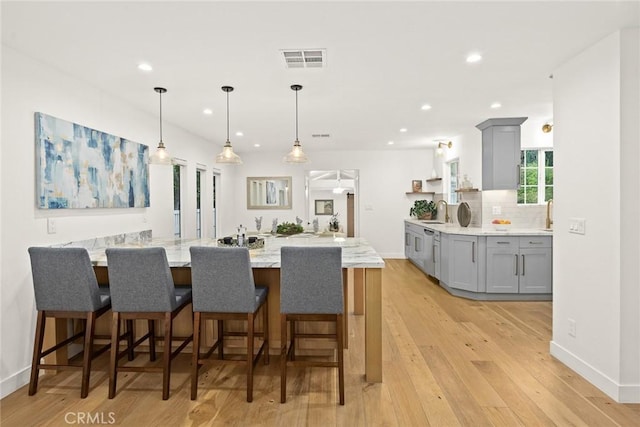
405,223,425,270
486,236,552,293
449,235,478,292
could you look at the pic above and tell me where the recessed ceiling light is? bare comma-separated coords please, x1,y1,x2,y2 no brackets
254,143,261,148
466,53,482,63
421,104,432,111
203,108,213,115
138,63,153,71
399,128,407,133
387,141,394,145
490,102,502,109
236,131,243,137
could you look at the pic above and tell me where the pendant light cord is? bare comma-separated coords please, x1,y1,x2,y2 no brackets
158,90,163,143
295,88,299,142
226,89,230,143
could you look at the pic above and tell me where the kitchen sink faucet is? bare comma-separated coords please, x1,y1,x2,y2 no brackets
435,199,450,223
546,199,554,229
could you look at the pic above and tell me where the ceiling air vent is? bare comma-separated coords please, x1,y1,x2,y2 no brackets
281,49,327,69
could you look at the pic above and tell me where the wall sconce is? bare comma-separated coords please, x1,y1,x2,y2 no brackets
542,123,553,133
435,141,452,156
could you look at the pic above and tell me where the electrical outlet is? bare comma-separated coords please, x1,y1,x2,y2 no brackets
492,206,501,215
47,218,56,234
568,318,576,337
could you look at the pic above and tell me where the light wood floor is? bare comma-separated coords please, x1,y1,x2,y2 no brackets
2,259,639,426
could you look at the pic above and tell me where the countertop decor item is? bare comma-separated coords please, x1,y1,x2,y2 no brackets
276,222,304,235
217,237,265,250
457,202,472,227
410,200,437,220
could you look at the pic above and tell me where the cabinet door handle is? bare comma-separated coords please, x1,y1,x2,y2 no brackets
522,254,525,276
405,233,409,246
515,254,519,276
528,241,543,245
472,241,475,263
415,237,420,252
497,241,510,245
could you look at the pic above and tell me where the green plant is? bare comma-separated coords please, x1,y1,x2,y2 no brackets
409,200,437,218
329,213,340,231
276,222,304,235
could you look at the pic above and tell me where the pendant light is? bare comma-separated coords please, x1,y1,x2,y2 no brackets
284,84,308,164
215,86,242,164
150,87,172,165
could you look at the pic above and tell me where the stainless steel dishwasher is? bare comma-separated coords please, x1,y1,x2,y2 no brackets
423,228,435,276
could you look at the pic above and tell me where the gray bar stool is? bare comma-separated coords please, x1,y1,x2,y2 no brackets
27,247,127,398
280,246,345,405
106,247,193,400
189,246,269,402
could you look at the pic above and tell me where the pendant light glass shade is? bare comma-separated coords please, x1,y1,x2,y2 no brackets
150,87,172,165
284,84,309,164
215,86,242,165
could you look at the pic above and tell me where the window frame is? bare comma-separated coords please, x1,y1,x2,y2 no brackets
518,148,553,205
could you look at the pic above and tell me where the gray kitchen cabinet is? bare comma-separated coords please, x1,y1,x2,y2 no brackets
476,117,527,190
486,236,552,293
440,232,449,285
405,222,425,271
449,234,478,292
519,237,552,293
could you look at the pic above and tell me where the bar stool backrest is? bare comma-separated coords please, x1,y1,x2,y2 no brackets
106,247,177,312
28,247,103,312
190,246,257,313
280,246,343,314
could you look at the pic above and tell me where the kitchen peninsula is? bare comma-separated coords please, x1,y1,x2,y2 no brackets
53,234,385,382
405,219,552,300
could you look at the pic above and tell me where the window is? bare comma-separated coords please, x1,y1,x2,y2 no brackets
518,149,553,204
212,172,219,238
196,169,202,238
173,164,181,237
448,160,459,204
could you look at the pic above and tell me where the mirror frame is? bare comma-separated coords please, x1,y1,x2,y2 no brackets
246,176,292,210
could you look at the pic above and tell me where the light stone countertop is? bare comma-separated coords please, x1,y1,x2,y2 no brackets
87,235,386,269
405,219,554,237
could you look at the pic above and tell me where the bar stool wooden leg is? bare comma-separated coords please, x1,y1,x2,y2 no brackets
162,312,172,401
217,320,224,360
280,314,287,403
108,312,120,399
28,311,46,396
191,312,201,400
80,311,97,398
263,300,269,365
337,313,345,405
148,320,156,362
247,313,254,402
126,320,135,361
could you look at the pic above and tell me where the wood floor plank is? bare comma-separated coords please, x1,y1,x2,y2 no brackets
3,259,638,427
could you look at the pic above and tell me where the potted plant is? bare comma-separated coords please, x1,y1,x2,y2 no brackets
329,213,340,231
410,200,437,220
276,221,304,235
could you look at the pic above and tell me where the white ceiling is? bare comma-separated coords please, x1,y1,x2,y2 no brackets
2,1,638,154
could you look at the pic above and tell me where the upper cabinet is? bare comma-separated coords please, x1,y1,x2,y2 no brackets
476,117,527,190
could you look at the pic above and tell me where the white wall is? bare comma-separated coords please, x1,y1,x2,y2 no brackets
222,149,434,258
550,30,639,403
0,47,220,397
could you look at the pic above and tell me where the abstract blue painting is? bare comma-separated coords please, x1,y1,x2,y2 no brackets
35,112,150,209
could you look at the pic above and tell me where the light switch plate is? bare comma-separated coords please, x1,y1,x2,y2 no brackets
568,217,586,235
47,218,56,234
492,206,501,215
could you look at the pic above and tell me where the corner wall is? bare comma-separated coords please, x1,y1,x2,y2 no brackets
550,29,639,403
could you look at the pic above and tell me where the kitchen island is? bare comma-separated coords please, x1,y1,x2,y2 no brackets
51,234,385,382
405,219,552,300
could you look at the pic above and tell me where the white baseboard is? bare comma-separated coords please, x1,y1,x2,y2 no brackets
0,366,31,399
550,340,640,403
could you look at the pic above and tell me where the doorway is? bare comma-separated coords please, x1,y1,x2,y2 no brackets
306,170,359,236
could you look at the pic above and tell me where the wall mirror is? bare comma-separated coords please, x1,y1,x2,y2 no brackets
247,176,292,210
